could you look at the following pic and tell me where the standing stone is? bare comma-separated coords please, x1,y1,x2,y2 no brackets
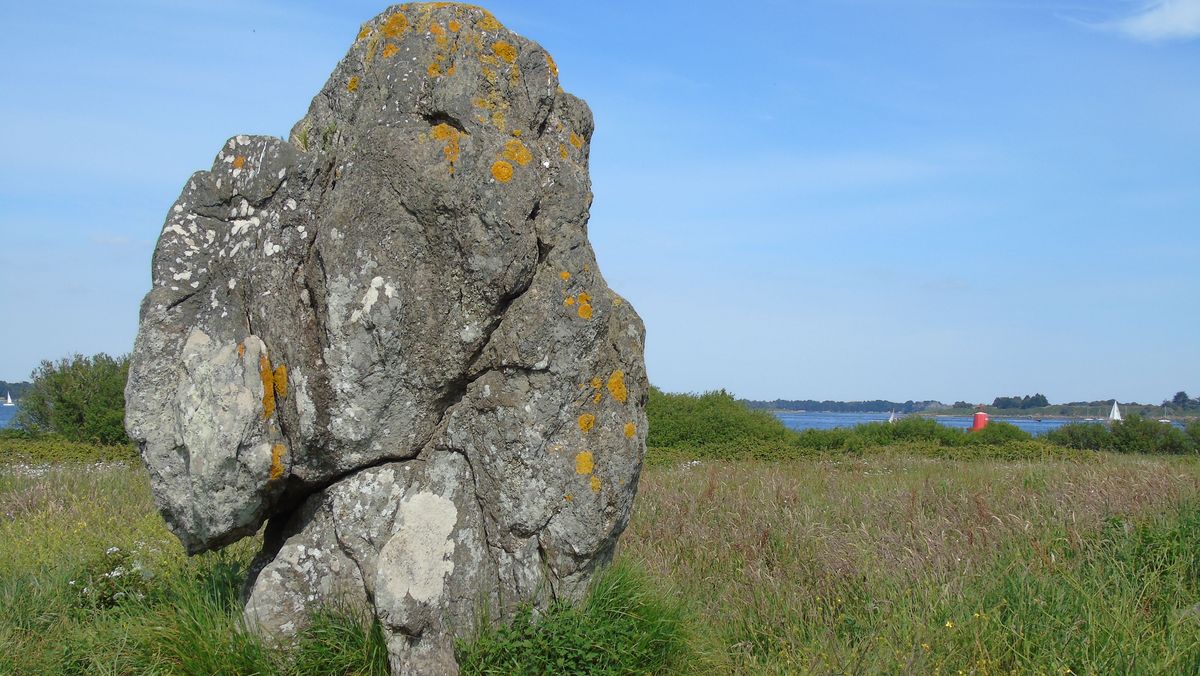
124,3,647,672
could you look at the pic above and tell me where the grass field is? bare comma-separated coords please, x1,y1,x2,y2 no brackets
4,447,1200,673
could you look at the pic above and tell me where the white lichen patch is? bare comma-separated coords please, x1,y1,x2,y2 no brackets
376,492,458,604
350,276,386,323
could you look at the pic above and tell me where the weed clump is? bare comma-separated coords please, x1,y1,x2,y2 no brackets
456,560,688,674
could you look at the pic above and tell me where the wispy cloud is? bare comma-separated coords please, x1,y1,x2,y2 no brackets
1108,0,1200,42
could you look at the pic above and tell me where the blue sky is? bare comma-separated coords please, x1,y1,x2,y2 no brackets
1,0,1197,404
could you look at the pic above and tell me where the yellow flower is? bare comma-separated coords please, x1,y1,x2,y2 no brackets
944,620,954,629
921,642,931,651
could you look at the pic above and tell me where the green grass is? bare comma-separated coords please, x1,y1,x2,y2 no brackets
5,447,1200,673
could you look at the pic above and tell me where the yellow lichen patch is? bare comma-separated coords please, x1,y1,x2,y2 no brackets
511,129,522,137
273,364,288,400
590,475,601,493
347,76,360,92
448,19,461,32
237,343,245,358
559,144,568,160
592,391,602,404
365,37,380,64
430,123,462,173
545,52,558,77
607,370,628,403
577,291,591,304
430,21,446,42
590,377,602,390
382,43,399,58
569,132,583,149
381,12,409,38
577,302,593,320
624,422,636,438
578,413,595,433
356,24,371,42
560,271,570,281
232,155,246,170
564,295,575,306
491,40,517,63
613,298,623,306
269,444,287,480
575,451,594,475
478,13,503,31
259,355,276,419
502,139,532,165
564,493,573,502
491,160,513,182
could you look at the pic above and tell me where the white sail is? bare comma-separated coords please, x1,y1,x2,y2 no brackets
888,410,896,424
3,391,12,406
1109,401,1122,422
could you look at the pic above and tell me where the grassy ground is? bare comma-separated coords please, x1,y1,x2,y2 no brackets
3,449,1200,673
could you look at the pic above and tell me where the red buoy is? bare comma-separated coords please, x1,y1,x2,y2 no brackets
970,410,989,432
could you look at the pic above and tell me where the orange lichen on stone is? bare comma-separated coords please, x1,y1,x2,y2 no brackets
356,24,372,42
575,451,594,475
478,13,503,31
448,19,461,32
232,155,246,170
577,302,593,320
564,493,574,502
502,139,531,165
382,43,399,58
577,291,591,304
560,271,570,281
511,129,522,137
491,160,513,182
491,40,517,63
381,12,409,38
607,370,628,403
545,52,558,77
273,364,288,400
430,123,462,172
592,391,602,404
590,475,601,493
347,76,360,92
269,444,287,480
578,413,595,433
564,296,575,306
559,144,568,160
430,22,446,41
624,422,636,438
590,377,602,389
237,343,246,358
569,132,583,149
259,355,276,419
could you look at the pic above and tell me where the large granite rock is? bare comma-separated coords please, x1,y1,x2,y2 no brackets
125,3,647,672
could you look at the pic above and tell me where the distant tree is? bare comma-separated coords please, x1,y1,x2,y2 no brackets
1173,391,1191,408
15,353,130,444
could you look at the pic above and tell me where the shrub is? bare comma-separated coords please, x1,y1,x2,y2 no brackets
1111,415,1194,455
15,353,130,444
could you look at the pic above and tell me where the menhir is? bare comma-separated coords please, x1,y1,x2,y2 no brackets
124,3,647,672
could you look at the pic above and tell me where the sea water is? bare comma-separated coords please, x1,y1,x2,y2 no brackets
0,405,16,429
773,411,1088,436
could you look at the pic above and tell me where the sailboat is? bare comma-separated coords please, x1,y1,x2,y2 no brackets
888,410,897,424
1108,401,1122,423
3,391,13,407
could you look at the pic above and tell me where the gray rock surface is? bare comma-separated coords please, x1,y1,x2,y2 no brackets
125,3,647,672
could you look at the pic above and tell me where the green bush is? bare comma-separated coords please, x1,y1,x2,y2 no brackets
0,436,139,464
1045,416,1197,455
15,353,130,444
646,387,793,449
456,560,688,674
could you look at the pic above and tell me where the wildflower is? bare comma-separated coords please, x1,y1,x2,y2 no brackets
945,620,954,628
921,642,931,651
105,546,120,555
